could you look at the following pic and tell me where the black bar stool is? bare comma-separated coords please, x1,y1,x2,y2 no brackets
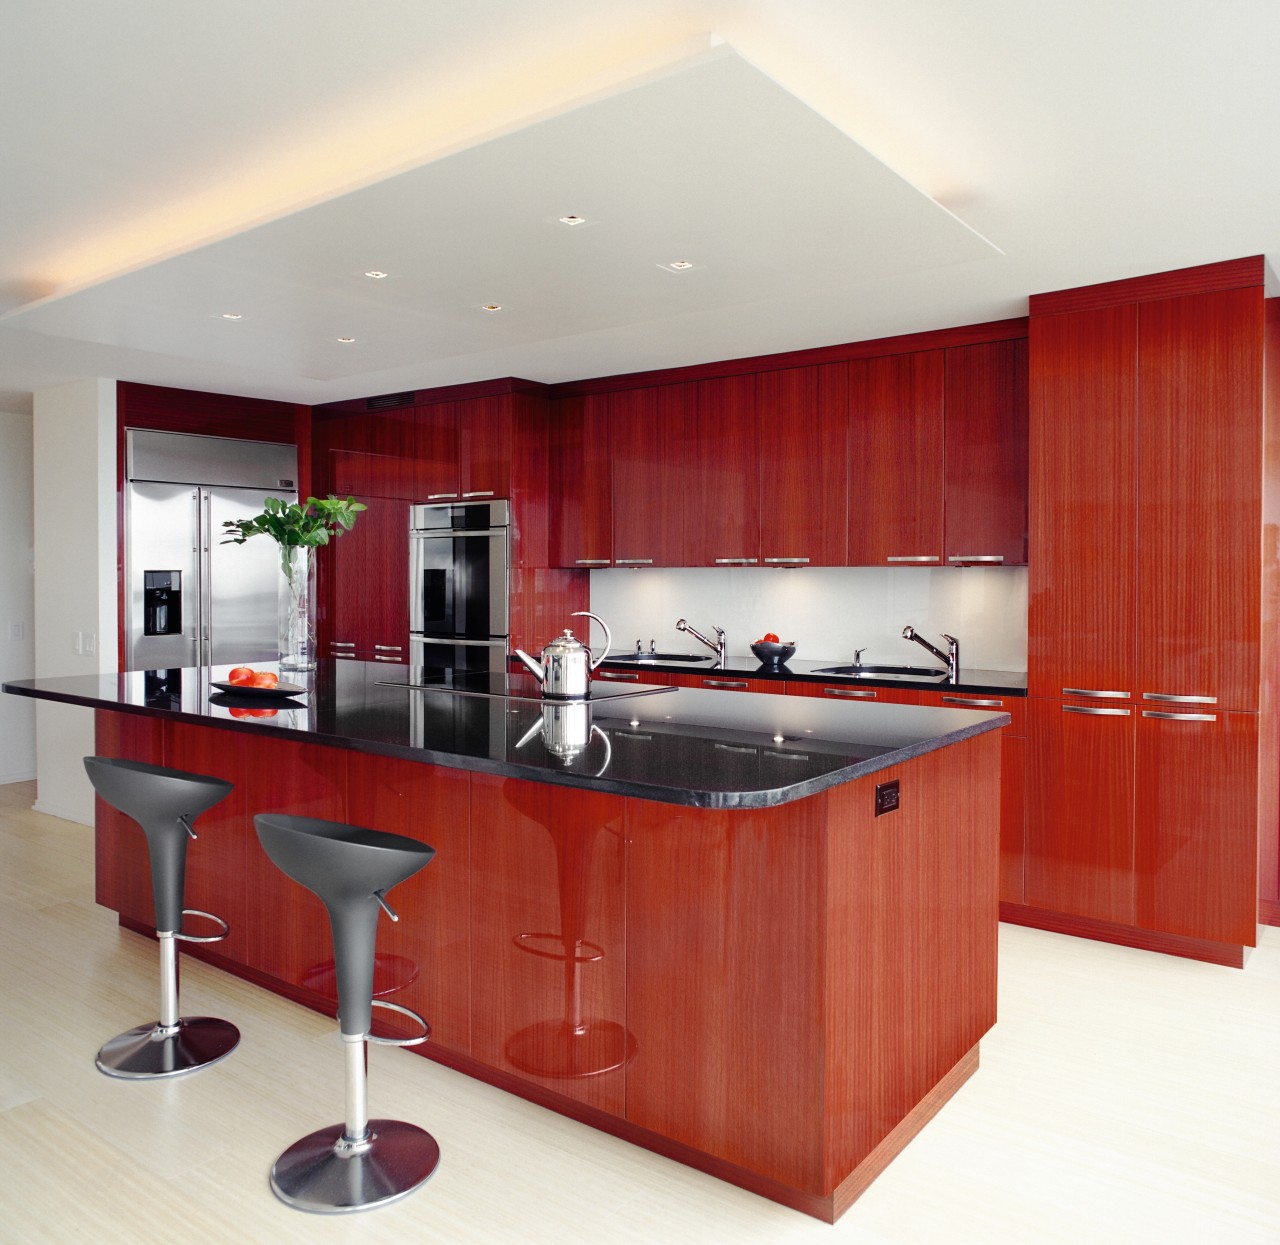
83,756,239,1079
253,813,439,1214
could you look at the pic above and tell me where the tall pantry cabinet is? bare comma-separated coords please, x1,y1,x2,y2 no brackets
1023,257,1279,965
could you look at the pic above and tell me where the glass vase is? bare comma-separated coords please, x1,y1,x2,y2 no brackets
278,544,316,672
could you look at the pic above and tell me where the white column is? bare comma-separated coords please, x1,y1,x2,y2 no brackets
0,409,36,782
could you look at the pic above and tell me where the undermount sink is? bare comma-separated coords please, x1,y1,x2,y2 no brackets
605,652,712,664
812,663,950,681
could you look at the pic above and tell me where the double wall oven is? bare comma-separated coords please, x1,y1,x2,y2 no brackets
409,500,510,674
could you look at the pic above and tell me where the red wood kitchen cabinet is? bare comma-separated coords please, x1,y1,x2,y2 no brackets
413,395,514,504
610,384,688,568
785,682,924,706
943,338,1028,566
412,400,462,501
327,496,411,663
685,374,760,567
758,364,849,567
669,671,783,695
551,393,612,568
847,350,944,566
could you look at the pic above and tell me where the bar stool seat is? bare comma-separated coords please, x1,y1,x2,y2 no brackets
254,813,438,1214
83,756,239,1079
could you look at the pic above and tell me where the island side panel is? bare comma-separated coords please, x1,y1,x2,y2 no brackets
824,730,1000,1200
93,709,163,924
469,774,628,1115
624,792,829,1195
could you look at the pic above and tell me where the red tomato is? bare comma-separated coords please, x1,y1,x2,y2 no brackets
762,632,780,644
229,706,278,719
227,666,254,685
250,671,279,689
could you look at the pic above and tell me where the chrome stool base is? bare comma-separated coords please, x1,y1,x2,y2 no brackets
269,1120,441,1213
96,1016,240,1080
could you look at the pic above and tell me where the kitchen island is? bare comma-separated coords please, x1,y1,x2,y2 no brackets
4,661,1005,1222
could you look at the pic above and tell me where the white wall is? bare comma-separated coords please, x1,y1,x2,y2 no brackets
32,379,118,825
0,410,36,781
590,564,1028,671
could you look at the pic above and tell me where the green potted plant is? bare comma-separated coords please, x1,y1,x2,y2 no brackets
221,495,366,671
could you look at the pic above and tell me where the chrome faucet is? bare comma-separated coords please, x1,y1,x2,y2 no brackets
902,625,959,681
677,618,726,668
852,647,866,669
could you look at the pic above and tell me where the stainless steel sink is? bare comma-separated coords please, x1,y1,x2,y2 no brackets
605,653,712,664
811,663,950,681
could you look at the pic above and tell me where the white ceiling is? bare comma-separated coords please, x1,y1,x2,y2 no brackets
4,1,1280,415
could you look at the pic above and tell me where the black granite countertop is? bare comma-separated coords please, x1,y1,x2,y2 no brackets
598,652,1028,696
4,661,1008,810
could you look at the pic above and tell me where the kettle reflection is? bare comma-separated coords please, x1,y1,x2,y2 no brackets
515,701,612,773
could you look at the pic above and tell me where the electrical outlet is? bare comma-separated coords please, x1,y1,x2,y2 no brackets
83,632,96,656
72,631,81,655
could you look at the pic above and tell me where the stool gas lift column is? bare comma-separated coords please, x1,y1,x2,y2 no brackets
254,813,439,1213
82,756,240,1078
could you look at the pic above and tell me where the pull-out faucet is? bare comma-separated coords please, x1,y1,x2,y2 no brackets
902,625,960,681
677,618,726,668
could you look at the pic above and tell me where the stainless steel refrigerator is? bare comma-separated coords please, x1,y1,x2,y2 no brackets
125,429,298,671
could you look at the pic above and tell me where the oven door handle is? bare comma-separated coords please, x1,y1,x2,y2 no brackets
409,529,503,539
410,636,507,647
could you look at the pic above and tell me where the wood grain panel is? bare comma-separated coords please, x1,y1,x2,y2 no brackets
624,796,827,1190
1029,255,1265,317
458,395,513,501
344,752,471,1052
1025,697,1135,924
1259,296,1280,915
550,394,612,567
944,339,1028,565
848,351,944,565
610,385,688,566
1028,304,1138,697
667,672,784,695
470,775,627,1114
413,402,461,500
686,374,760,566
1137,287,1264,709
999,734,1025,905
1134,710,1258,946
758,364,849,566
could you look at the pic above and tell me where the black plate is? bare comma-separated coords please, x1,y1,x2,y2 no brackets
211,680,307,699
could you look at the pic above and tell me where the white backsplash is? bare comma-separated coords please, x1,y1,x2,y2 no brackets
589,565,1028,672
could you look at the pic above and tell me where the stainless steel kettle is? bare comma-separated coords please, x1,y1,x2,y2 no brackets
513,611,612,699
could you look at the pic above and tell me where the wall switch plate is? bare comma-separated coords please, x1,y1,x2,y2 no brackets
8,622,21,641
875,779,900,817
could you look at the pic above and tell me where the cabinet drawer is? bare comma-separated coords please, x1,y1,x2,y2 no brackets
925,690,1025,736
670,673,782,695
784,682,924,705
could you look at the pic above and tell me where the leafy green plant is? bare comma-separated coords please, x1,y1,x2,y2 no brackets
221,495,367,577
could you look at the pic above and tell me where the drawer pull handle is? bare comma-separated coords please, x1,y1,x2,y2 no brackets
714,557,758,565
823,687,875,699
597,672,639,681
574,559,611,566
426,493,459,500
1062,687,1130,699
1142,710,1217,722
615,558,654,565
714,742,756,754
1063,705,1131,717
886,555,940,563
947,554,1004,563
374,655,402,662
942,696,1002,707
1143,692,1218,705
763,557,809,564
373,645,402,652
703,679,748,689
462,490,495,498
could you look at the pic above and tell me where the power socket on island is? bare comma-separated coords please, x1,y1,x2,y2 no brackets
875,779,900,817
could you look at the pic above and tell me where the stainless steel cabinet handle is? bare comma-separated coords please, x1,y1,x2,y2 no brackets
374,645,402,652
1142,710,1217,721
413,637,506,647
596,671,639,681
942,695,1002,707
1142,692,1218,705
426,492,459,500
1062,687,1130,699
823,687,875,699
373,655,402,662
331,640,356,647
462,490,495,498
614,558,653,565
887,555,940,563
714,742,756,753
703,679,748,689
714,557,758,565
574,559,612,566
947,554,1004,563
764,557,809,564
1063,705,1131,717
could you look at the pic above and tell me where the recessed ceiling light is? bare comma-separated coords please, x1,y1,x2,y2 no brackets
336,336,356,343
558,215,587,226
364,270,388,279
480,303,502,313
666,260,695,271
220,312,242,320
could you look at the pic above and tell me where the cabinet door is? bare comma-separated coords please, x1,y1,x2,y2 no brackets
848,350,944,566
758,364,848,566
1028,305,1138,698
551,394,612,568
414,402,461,501
364,498,410,661
944,339,1028,566
458,395,512,501
1025,697,1135,924
611,385,687,567
1137,287,1264,711
686,375,759,567
1135,709,1258,945
785,682,924,706
328,496,372,655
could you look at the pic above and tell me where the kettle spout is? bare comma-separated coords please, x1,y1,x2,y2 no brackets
513,649,545,683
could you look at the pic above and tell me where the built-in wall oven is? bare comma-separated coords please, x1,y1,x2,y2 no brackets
409,500,510,674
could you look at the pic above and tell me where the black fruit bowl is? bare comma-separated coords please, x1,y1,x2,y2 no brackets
750,641,797,669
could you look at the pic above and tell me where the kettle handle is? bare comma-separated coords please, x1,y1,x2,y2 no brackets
571,611,612,673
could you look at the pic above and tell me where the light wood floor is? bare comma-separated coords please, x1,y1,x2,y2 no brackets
1,779,1277,1243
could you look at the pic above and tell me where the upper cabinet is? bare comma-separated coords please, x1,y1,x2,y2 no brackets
686,375,759,567
610,385,688,568
847,350,945,566
551,393,612,568
943,338,1029,566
